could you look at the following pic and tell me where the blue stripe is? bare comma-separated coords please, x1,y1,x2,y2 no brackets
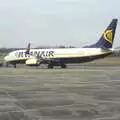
54,52,112,63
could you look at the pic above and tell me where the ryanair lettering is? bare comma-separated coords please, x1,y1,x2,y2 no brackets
16,50,54,58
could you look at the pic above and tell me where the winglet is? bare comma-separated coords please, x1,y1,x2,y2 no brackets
25,43,31,54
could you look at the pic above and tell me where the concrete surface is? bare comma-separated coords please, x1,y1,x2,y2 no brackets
0,66,120,120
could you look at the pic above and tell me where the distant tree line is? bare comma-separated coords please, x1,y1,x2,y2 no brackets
36,45,75,49
0,46,76,53
0,48,21,53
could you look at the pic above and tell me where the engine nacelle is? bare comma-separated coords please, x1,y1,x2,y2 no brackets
25,58,40,66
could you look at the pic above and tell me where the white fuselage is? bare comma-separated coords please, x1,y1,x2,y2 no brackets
4,48,113,64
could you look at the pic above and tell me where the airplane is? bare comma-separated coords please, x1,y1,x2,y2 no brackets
4,19,118,68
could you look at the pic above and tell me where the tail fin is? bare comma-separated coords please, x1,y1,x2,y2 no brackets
84,19,118,49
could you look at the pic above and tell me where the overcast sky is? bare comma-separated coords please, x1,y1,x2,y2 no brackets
0,0,119,48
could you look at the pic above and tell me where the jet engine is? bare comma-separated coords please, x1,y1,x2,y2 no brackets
25,58,40,66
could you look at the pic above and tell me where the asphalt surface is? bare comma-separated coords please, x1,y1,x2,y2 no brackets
0,66,120,120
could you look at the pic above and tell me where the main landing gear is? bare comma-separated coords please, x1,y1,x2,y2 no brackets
47,63,67,69
60,63,67,68
13,64,16,68
48,64,54,69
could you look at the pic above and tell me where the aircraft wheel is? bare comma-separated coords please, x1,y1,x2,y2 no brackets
61,63,67,68
48,64,53,69
13,64,16,68
5,62,9,67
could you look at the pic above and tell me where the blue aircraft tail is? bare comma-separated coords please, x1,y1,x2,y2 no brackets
84,19,118,49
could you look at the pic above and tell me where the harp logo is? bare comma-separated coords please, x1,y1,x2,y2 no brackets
103,30,112,44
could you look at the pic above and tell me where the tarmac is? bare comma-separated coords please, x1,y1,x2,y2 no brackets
0,65,120,120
